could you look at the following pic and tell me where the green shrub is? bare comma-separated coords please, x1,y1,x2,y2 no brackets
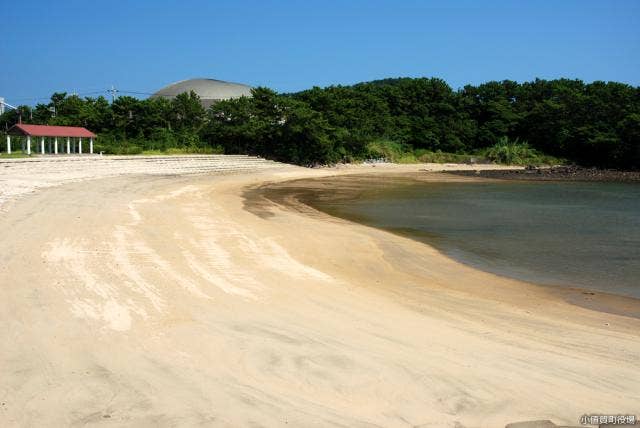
482,136,562,165
121,145,143,155
165,145,224,154
0,152,30,158
416,150,479,164
396,153,418,163
363,141,487,164
364,140,412,162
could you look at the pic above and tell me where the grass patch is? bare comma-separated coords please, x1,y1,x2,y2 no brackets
141,146,225,155
0,152,30,158
415,150,479,164
364,140,409,162
481,137,565,166
163,146,224,155
364,140,481,164
96,144,225,156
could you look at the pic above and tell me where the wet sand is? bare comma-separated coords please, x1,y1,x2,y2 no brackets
0,160,638,427
250,173,640,319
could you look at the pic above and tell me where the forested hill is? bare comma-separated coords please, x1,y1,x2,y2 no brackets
289,78,640,168
2,78,639,169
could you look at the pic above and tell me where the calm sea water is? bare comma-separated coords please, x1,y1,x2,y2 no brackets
307,179,640,298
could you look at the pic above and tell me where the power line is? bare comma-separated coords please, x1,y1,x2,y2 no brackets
2,87,166,107
6,87,109,101
6,95,55,102
118,90,155,95
5,90,111,104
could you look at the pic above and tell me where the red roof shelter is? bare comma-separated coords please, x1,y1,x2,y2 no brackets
6,124,97,155
9,124,96,138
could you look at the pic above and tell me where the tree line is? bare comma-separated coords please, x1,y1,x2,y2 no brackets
1,77,638,169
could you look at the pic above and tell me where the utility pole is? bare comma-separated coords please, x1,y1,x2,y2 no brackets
108,85,118,103
0,99,19,112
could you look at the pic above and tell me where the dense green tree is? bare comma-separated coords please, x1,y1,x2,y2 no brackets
1,77,638,168
171,91,205,132
111,96,142,139
273,98,338,165
205,95,258,154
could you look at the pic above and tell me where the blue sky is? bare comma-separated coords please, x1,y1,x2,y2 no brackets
1,0,638,105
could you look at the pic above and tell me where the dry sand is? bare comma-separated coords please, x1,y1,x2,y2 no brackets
0,157,638,427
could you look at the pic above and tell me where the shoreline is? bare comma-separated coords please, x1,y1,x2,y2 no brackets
447,165,640,182
1,159,638,427
247,172,640,320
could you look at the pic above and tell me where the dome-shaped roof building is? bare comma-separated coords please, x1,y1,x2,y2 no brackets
151,78,252,108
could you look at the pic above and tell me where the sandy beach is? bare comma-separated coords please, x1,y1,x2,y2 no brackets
0,157,638,427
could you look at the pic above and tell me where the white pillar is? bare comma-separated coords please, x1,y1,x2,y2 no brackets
54,137,58,154
78,137,82,154
89,137,93,154
66,137,70,154
6,135,10,154
41,137,45,154
27,136,31,155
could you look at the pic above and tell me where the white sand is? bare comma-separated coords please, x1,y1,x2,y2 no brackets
0,156,637,427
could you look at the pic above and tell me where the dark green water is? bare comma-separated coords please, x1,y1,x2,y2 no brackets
307,179,640,298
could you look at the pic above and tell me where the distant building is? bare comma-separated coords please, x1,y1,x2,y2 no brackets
0,98,5,115
151,78,252,109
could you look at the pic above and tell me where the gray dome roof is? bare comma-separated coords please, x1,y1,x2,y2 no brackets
151,78,252,108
